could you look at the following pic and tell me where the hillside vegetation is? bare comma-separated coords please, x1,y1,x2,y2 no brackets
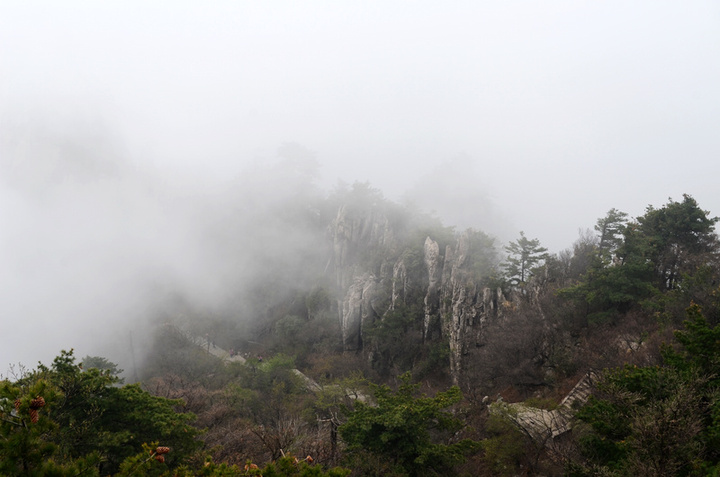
3,185,720,476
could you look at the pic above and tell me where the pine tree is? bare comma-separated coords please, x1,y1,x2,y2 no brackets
504,232,549,287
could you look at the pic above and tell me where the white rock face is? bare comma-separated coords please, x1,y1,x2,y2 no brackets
330,203,394,351
390,258,408,310
423,237,442,341
425,232,506,384
340,277,366,351
330,204,394,291
329,203,503,384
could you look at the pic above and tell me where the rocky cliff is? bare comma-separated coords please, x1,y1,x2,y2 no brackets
328,201,504,384
431,232,503,385
330,202,395,352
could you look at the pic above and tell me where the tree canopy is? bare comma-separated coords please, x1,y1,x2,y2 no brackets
0,350,201,475
570,304,720,476
339,373,478,476
560,195,719,323
504,231,549,287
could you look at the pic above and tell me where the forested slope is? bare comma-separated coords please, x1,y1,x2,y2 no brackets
3,188,720,476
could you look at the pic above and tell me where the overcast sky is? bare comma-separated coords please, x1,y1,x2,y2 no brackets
2,1,720,371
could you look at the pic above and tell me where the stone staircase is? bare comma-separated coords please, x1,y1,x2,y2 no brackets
171,324,368,402
558,371,595,411
491,371,598,441
188,331,247,365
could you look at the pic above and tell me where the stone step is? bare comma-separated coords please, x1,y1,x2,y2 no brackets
170,324,369,402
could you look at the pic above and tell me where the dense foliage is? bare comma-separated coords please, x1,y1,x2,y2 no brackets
340,373,478,476
0,350,200,475
570,304,720,476
561,195,719,324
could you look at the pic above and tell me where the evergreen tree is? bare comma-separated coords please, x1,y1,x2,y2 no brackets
504,232,549,287
595,208,628,258
339,373,478,476
632,194,718,291
0,350,201,475
570,304,720,476
561,196,719,323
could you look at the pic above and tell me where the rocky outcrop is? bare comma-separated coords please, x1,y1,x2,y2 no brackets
330,203,397,351
390,258,409,310
340,277,366,351
330,204,395,292
423,237,442,341
340,274,386,351
431,232,503,385
328,201,504,384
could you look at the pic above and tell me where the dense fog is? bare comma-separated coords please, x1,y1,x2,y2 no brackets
1,2,719,373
